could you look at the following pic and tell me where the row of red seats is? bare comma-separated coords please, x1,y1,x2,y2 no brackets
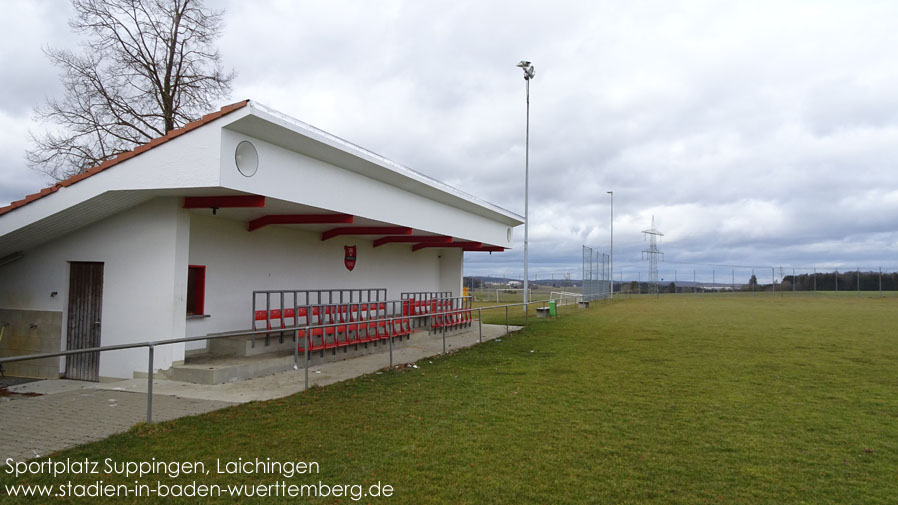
254,302,388,326
253,302,410,355
428,300,473,332
401,299,473,332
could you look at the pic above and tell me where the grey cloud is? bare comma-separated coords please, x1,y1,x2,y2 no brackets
4,0,898,280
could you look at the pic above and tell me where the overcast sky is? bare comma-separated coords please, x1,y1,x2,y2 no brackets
2,0,898,282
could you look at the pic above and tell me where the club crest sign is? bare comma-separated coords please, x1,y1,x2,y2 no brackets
344,246,357,271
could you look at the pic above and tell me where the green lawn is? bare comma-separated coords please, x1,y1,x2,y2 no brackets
4,295,898,504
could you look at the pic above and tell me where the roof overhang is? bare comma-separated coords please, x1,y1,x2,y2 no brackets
0,100,521,258
221,102,523,228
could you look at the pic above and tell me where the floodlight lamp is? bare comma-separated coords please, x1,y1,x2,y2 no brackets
517,60,531,68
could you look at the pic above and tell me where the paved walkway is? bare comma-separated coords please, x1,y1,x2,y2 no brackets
0,390,233,461
0,323,520,461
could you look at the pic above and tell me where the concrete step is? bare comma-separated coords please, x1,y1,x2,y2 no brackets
208,332,296,357
165,352,296,385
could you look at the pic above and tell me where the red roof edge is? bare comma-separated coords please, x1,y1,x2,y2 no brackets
0,99,251,217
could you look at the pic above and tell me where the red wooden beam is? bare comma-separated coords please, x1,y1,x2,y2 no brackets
411,241,482,252
184,195,265,209
464,246,506,252
321,226,412,241
249,213,353,232
372,235,452,248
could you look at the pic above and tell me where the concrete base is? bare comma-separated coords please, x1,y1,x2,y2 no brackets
165,326,474,385
208,332,297,357
536,307,550,318
578,301,590,308
164,352,297,385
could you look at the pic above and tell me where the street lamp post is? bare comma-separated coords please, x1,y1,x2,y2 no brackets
517,60,535,313
607,191,613,300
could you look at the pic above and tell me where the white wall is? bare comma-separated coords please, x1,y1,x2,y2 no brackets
218,129,515,249
0,197,188,378
185,213,459,347
439,249,464,296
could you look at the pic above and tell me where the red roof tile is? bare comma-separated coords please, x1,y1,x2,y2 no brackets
0,100,250,217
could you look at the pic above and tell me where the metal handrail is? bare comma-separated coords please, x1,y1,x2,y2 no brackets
0,297,569,422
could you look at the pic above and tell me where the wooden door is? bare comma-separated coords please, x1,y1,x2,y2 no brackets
65,262,104,381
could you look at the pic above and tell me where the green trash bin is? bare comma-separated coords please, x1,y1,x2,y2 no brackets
549,299,557,317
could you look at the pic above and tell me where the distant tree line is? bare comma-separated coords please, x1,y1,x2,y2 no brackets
780,271,898,291
616,271,898,294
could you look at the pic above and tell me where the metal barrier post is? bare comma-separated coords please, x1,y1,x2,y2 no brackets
389,325,393,367
304,315,310,390
478,308,482,343
146,345,154,424
293,332,298,369
505,305,509,334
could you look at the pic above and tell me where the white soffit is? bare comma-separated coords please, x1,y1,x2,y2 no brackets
0,191,156,258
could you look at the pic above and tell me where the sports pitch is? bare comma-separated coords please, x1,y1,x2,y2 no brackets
3,294,897,504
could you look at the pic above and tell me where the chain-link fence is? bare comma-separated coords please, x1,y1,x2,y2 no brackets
615,264,898,296
582,245,611,301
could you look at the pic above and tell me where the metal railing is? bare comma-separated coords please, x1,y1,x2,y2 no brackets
252,288,387,347
0,297,578,424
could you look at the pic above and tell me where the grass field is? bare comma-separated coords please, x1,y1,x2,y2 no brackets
4,295,898,504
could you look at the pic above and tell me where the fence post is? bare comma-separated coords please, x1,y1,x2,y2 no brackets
293,333,298,369
478,308,483,343
146,345,154,424
304,322,310,390
880,267,883,298
772,267,775,296
389,325,393,367
505,305,509,335
857,268,860,297
836,270,839,292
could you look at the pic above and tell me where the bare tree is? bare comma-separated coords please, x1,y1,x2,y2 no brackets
28,0,235,180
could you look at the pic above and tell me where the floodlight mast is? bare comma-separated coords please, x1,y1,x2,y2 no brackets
517,60,534,313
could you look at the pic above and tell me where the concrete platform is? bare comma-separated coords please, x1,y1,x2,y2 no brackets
207,332,296,357
0,322,521,460
7,322,519,404
168,325,476,385
164,351,297,384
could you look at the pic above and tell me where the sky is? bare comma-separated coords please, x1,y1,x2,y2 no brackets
2,0,898,283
